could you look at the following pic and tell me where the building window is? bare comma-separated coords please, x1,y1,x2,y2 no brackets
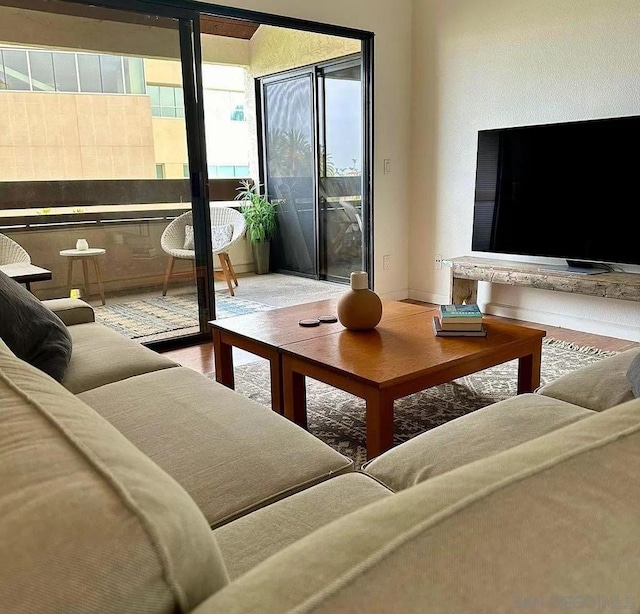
0,49,29,90
207,165,250,178
0,47,145,94
183,164,190,178
155,164,166,179
148,84,185,118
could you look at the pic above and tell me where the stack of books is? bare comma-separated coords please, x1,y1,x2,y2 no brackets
433,303,487,337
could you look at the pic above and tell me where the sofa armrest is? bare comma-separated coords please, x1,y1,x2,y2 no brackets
43,298,95,326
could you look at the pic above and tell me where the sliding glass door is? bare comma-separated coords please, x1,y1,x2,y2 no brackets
318,59,364,281
260,54,367,283
0,0,216,347
262,73,317,276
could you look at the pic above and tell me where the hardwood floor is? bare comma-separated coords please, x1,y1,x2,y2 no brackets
162,300,639,374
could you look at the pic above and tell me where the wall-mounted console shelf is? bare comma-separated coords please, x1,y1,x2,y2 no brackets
443,256,640,304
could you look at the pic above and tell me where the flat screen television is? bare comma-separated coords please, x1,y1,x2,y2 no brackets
471,115,640,271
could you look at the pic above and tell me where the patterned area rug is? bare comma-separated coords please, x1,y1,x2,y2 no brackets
226,339,616,469
94,293,274,342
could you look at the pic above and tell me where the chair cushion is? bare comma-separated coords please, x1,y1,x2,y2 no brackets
78,367,354,528
184,224,234,251
62,322,178,394
0,338,228,613
0,270,72,382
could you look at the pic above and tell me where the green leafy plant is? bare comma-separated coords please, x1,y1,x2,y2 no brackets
235,180,278,244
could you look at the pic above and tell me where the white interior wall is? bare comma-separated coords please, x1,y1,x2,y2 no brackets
203,0,414,299
410,0,640,341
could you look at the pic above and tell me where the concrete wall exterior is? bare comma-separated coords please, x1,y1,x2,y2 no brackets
0,92,155,180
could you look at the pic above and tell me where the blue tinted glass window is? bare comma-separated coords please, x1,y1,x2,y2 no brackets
124,57,145,94
52,53,78,92
217,166,235,177
2,49,30,90
29,51,55,91
78,54,102,93
99,55,124,93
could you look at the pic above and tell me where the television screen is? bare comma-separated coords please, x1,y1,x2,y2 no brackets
471,115,640,268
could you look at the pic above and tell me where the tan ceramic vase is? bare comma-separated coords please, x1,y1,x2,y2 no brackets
337,271,383,331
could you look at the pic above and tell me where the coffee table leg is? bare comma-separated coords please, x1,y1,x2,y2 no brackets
365,389,395,460
270,352,284,415
283,357,307,429
517,344,542,393
212,329,234,390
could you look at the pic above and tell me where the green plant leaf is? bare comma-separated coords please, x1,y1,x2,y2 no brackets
235,180,278,243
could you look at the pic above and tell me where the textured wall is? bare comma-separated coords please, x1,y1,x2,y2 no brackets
0,92,155,180
409,0,640,340
249,26,361,77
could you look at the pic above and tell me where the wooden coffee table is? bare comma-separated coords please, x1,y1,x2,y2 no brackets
209,299,433,414
210,299,545,460
281,312,545,459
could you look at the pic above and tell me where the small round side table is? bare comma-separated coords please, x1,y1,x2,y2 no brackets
60,248,106,305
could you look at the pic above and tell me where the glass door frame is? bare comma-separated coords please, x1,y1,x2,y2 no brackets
260,67,319,279
317,54,367,284
55,0,216,352
55,0,374,350
257,50,373,287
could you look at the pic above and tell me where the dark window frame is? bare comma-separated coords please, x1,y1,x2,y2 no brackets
46,0,374,351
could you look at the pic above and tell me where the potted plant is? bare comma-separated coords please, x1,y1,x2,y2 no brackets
235,179,278,275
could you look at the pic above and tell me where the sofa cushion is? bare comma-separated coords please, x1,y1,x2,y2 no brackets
193,399,640,613
62,322,178,394
214,473,392,580
627,352,640,398
0,338,228,614
362,393,595,491
0,269,72,382
536,347,639,411
78,367,354,528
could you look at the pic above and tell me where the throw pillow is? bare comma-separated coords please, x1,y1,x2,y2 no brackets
184,224,233,252
184,224,195,250
0,270,72,382
627,353,640,398
211,223,233,252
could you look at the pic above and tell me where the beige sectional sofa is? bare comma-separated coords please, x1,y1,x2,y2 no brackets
2,298,639,613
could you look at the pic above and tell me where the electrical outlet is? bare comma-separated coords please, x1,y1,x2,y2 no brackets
383,254,391,270
435,254,442,270
383,159,391,175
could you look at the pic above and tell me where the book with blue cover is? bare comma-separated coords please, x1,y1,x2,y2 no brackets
432,316,487,337
439,303,483,319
